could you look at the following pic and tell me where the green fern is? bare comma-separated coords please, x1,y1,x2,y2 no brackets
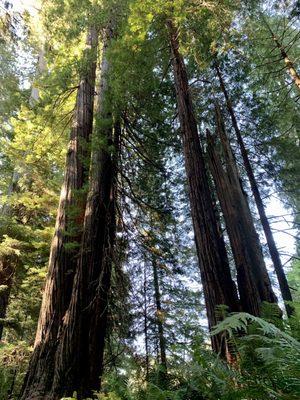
211,312,300,348
211,312,300,399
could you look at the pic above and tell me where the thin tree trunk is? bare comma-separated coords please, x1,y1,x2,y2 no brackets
215,63,293,316
152,256,167,376
167,20,240,355
20,27,98,400
0,255,17,339
50,27,118,400
262,19,300,90
143,261,150,381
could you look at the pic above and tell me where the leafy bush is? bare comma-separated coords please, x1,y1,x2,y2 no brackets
0,341,30,400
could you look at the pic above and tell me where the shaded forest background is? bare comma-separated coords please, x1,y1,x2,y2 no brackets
0,0,299,399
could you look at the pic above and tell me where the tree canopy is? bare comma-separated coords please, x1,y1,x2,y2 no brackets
0,0,299,399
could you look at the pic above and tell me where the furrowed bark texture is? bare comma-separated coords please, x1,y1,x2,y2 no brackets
215,64,292,316
50,27,117,400
167,20,240,354
207,135,273,315
208,105,277,314
207,133,259,315
87,122,119,394
21,27,98,400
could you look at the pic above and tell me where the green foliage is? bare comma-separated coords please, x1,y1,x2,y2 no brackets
0,0,299,399
212,312,300,399
91,312,300,400
0,341,31,400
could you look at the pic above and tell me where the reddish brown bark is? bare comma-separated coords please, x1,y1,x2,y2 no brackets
167,20,240,354
215,63,292,316
86,122,119,394
20,27,98,400
207,106,277,316
207,132,260,315
216,105,277,307
50,29,118,400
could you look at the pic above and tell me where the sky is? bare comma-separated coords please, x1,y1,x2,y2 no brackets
7,0,298,272
265,197,297,269
10,0,39,14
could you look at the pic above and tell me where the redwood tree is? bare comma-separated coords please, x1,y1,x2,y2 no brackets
214,62,293,316
20,26,98,399
50,26,119,399
207,104,278,316
167,20,240,354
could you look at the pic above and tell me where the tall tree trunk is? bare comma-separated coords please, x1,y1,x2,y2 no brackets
20,27,98,400
152,256,167,377
214,63,293,317
50,27,118,400
207,133,260,314
167,20,240,354
216,104,277,308
143,261,150,381
207,106,277,315
87,122,119,394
